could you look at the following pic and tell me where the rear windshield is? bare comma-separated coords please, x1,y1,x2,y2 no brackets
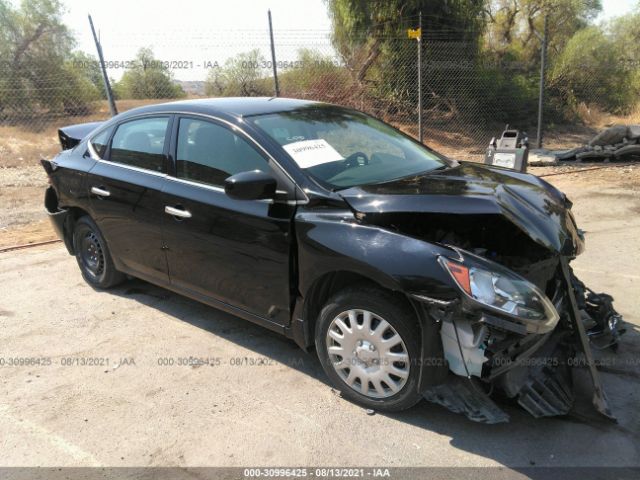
249,106,447,189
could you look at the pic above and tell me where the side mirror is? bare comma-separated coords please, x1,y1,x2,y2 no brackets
224,170,277,201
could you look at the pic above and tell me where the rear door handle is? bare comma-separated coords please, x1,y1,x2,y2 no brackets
91,186,110,197
164,205,192,219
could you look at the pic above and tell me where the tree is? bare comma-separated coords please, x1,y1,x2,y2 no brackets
548,11,640,115
204,49,271,97
68,51,108,99
608,7,640,77
58,54,101,115
114,48,186,99
324,0,487,121
483,0,602,65
279,48,351,102
326,0,485,86
0,0,98,115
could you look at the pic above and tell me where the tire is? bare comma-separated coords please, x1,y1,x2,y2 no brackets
315,285,422,412
73,216,125,289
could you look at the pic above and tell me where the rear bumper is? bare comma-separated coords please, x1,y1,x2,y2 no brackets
44,187,73,255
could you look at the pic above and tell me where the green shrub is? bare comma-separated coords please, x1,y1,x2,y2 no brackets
204,49,271,97
114,48,186,100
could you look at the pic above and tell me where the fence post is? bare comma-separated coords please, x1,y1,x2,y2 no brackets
418,11,423,143
268,9,280,97
88,14,117,117
536,14,548,149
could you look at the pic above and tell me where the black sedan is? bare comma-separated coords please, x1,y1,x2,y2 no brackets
42,97,623,422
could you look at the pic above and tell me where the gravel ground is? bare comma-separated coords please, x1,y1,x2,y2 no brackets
0,166,638,471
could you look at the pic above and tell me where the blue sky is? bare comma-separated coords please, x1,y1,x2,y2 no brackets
57,0,639,81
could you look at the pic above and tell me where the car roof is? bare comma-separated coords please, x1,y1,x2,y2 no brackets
118,97,323,119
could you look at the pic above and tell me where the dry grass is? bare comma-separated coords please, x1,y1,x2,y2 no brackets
575,103,640,130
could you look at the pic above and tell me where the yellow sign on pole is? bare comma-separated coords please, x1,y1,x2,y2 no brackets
407,28,421,40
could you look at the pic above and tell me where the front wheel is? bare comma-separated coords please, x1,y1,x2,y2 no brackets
73,216,125,289
315,286,422,412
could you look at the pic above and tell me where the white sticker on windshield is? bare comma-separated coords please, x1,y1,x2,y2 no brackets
282,139,344,168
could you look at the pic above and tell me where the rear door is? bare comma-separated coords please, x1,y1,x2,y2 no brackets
160,115,296,326
87,115,172,284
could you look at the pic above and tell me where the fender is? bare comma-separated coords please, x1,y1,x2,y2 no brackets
291,207,460,388
295,208,459,298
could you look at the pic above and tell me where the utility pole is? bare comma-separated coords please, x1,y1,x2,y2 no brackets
88,14,117,117
418,11,423,143
536,13,548,149
268,9,280,97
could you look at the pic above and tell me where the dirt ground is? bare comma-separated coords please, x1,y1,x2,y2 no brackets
0,161,639,470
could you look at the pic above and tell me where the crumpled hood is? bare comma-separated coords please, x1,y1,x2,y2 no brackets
338,162,584,256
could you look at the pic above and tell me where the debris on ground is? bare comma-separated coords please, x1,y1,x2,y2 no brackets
530,125,640,166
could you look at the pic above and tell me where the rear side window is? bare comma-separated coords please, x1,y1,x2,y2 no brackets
89,127,113,159
109,117,170,172
175,117,268,187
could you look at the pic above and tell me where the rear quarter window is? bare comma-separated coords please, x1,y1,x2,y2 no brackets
89,127,113,159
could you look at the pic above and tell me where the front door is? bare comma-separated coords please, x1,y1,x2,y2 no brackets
161,116,295,325
87,115,172,284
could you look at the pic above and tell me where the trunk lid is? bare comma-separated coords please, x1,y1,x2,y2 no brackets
58,121,104,150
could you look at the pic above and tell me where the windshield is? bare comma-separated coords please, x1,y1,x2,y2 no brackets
249,106,448,189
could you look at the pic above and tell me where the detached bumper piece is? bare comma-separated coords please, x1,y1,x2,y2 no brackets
572,274,625,351
423,377,509,424
560,258,617,421
423,258,624,423
517,363,573,418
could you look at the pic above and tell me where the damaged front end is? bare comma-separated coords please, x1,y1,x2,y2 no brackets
422,251,623,423
420,249,624,423
340,163,625,423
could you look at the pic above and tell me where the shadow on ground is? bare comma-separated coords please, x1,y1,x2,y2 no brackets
108,278,640,471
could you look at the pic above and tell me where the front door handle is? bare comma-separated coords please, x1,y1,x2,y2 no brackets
164,205,192,219
91,186,110,197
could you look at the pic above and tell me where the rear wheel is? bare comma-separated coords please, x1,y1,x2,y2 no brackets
73,216,125,289
315,285,422,411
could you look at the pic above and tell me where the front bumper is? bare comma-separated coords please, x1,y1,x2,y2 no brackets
421,259,624,423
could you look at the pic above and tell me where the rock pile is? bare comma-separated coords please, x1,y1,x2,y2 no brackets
557,124,640,162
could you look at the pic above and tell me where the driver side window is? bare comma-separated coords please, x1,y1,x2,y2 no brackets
176,118,269,187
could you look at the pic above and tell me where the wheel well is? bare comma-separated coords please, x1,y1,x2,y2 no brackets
63,207,91,253
301,271,415,348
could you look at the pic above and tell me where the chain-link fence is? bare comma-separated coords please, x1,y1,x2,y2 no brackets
1,19,637,168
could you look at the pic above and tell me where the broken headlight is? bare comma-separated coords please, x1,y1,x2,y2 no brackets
438,253,559,334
